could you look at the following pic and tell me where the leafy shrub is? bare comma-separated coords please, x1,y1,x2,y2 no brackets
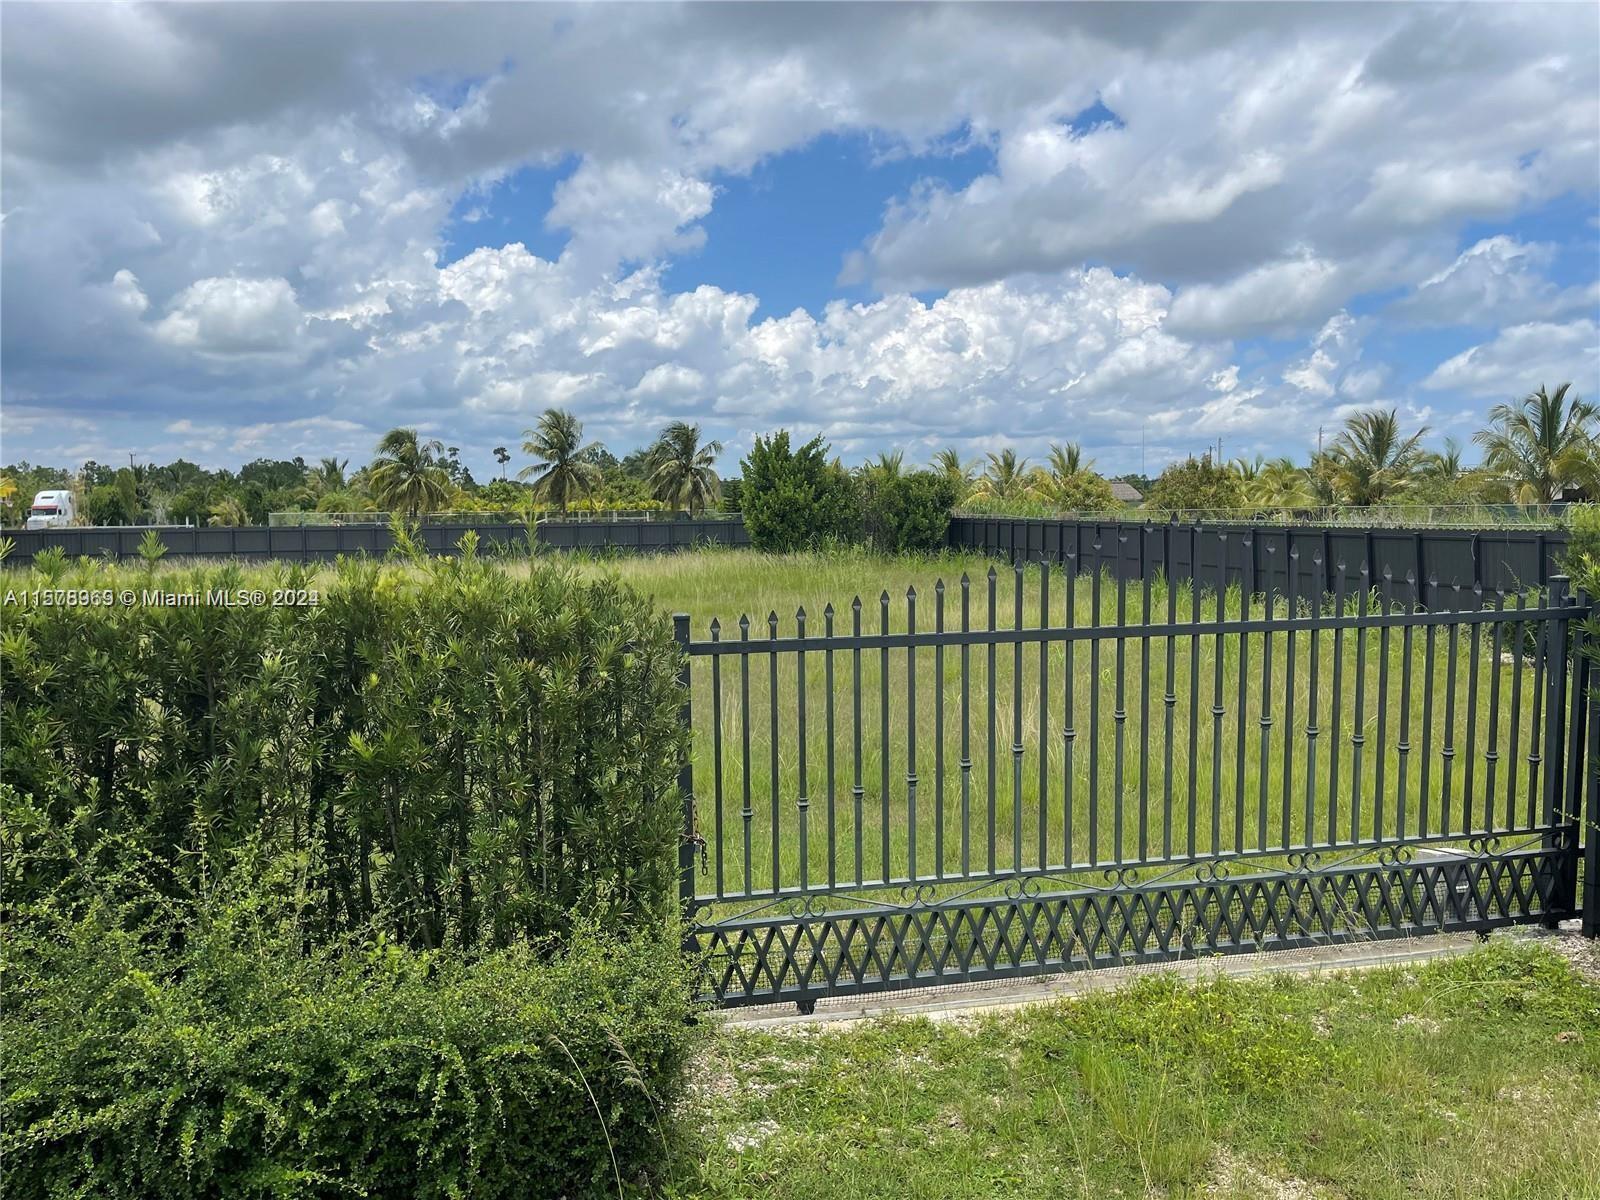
739,432,861,552
1,547,686,949
859,469,960,553
1145,456,1242,513
1565,503,1600,587
1,856,697,1200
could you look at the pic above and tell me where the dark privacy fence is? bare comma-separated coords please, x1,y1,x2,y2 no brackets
0,517,749,565
947,515,1571,609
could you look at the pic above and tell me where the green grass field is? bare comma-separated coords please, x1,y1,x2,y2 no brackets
667,938,1600,1200
575,549,1573,904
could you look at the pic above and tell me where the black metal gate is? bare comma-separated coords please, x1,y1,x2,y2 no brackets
677,542,1599,1010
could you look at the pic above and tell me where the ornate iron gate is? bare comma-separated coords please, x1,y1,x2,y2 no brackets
677,537,1598,1010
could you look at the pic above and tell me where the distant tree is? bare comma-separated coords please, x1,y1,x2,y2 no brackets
368,429,452,518
1146,456,1243,513
85,485,129,525
493,446,511,480
647,421,723,516
864,451,905,481
1474,382,1598,504
519,409,602,514
578,444,619,471
1046,443,1091,479
79,460,117,489
1030,442,1115,511
1030,467,1116,512
239,457,309,492
1409,439,1500,506
931,448,977,496
474,479,521,503
970,449,1030,502
166,484,215,527
113,468,144,524
1307,450,1341,505
1240,457,1315,508
740,431,860,552
1327,409,1428,505
207,495,250,527
300,457,349,506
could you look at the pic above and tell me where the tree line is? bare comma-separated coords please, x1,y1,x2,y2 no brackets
0,414,725,526
946,383,1596,514
2,383,1591,528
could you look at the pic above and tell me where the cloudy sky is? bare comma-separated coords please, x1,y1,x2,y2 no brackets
2,2,1597,480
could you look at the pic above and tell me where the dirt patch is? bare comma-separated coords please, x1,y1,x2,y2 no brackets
1208,1148,1344,1199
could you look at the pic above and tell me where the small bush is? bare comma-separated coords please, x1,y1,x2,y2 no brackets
1,861,697,1200
739,432,861,552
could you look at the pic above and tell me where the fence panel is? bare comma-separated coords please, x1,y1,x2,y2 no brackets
948,516,1568,611
683,559,1591,1009
2,516,748,565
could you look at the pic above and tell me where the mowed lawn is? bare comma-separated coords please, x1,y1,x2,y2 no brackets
576,549,1567,902
666,938,1600,1200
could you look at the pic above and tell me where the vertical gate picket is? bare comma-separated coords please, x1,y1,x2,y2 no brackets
1012,563,1025,874
674,614,695,919
905,587,918,882
797,607,809,891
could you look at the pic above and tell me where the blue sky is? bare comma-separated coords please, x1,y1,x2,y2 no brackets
1,3,1596,480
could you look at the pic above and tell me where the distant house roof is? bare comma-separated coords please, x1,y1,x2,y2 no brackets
1109,480,1143,503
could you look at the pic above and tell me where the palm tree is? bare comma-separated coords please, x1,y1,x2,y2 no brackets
519,408,602,514
207,495,250,527
300,456,349,505
1417,439,1466,485
1045,443,1092,480
1240,457,1314,507
870,451,905,479
971,449,1031,502
932,449,976,494
1473,382,1598,504
367,429,452,518
648,421,723,516
1327,409,1428,506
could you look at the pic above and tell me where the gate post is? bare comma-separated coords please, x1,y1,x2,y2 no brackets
1542,576,1573,926
1584,685,1600,938
674,613,698,920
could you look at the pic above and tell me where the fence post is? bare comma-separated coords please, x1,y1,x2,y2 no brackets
1585,683,1600,938
1542,576,1572,926
674,613,698,920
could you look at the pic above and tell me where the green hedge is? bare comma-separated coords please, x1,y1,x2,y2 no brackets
1,860,696,1199
1,546,686,949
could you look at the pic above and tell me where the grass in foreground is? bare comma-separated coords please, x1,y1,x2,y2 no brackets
668,938,1600,1200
